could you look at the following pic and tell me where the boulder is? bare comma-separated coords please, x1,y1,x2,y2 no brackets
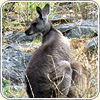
2,45,32,85
55,19,98,38
4,32,36,44
84,36,98,51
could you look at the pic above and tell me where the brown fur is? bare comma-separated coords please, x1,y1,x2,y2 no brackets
25,23,72,98
25,4,88,98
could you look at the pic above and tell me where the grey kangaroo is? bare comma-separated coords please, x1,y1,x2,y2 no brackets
25,4,87,98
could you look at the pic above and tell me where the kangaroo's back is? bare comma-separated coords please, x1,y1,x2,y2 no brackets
25,4,72,98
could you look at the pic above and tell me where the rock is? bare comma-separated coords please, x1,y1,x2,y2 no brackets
51,14,81,23
5,31,14,36
9,43,39,50
4,32,36,44
2,45,32,85
84,36,98,51
55,19,98,38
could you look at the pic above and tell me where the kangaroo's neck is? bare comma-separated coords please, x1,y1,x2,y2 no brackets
42,20,58,44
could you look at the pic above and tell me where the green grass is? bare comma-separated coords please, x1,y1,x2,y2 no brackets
2,4,6,32
2,78,9,98
2,78,28,98
6,22,25,26
2,2,59,32
32,39,41,44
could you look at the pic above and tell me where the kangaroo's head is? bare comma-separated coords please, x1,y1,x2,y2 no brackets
25,4,51,36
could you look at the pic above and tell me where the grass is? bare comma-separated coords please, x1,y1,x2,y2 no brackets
6,22,25,26
2,78,28,98
31,39,41,45
19,39,41,53
2,2,98,33
2,2,58,32
2,85,28,98
70,38,98,98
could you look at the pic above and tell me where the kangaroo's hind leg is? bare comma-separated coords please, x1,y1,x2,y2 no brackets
54,60,72,98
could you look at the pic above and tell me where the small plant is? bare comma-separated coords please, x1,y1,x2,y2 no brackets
2,78,8,97
31,39,41,45
2,78,28,98
3,78,8,87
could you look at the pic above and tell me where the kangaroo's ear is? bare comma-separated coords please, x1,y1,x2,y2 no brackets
43,4,50,15
36,6,42,18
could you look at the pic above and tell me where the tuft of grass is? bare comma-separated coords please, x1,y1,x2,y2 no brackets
19,39,41,53
31,39,41,45
19,47,35,54
2,78,28,98
2,86,28,98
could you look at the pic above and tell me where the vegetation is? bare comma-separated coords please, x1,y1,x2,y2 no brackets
70,37,98,98
2,2,98,32
2,78,27,98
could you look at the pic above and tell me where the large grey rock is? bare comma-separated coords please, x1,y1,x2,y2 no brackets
4,32,36,43
2,45,32,85
55,19,98,38
9,43,39,50
51,14,81,23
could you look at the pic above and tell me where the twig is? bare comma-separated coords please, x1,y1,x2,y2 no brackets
25,74,34,97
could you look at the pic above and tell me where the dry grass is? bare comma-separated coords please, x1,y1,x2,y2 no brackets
70,37,98,98
19,46,35,54
19,39,41,53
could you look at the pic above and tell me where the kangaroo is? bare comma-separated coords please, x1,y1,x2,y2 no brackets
25,4,87,98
